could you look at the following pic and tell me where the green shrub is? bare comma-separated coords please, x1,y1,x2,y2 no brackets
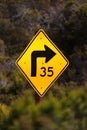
1,85,87,130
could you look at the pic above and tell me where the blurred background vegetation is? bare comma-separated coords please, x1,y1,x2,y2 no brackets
0,0,87,130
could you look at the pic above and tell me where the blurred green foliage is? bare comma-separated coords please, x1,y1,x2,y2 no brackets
0,84,87,130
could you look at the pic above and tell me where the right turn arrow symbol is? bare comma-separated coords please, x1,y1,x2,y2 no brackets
31,45,56,77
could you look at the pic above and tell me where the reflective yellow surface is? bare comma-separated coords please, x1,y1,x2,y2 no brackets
16,29,69,97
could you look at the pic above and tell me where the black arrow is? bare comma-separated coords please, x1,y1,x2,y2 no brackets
31,45,56,77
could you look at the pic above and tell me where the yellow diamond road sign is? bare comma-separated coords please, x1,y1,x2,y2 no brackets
16,29,69,97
